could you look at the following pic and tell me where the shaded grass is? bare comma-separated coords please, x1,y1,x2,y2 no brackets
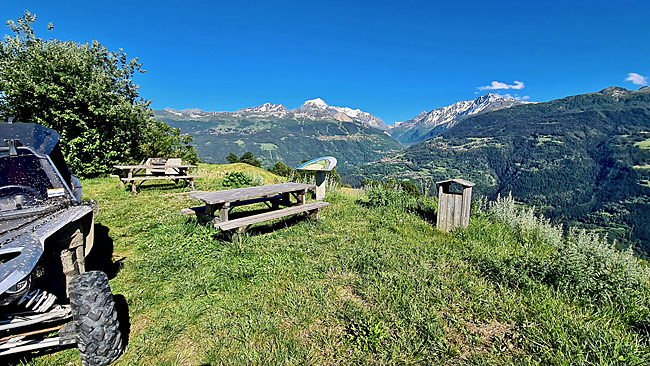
14,177,650,365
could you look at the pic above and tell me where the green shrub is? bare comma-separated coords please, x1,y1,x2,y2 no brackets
222,171,256,188
549,228,650,304
364,186,405,207
268,161,291,177
239,152,261,167
0,12,198,177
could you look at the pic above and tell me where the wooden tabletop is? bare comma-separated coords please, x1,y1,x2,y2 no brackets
189,182,315,205
114,164,196,170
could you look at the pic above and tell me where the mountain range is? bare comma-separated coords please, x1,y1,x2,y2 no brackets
155,88,650,252
158,98,389,131
158,93,527,148
388,93,527,145
154,99,400,173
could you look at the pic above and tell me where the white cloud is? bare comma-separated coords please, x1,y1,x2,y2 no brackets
503,93,530,101
625,72,648,86
478,80,525,91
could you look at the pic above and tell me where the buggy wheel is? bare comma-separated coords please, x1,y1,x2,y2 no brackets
69,271,123,366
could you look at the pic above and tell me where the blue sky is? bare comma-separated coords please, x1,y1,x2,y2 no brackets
2,1,649,124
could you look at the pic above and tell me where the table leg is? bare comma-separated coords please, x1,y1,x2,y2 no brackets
212,202,230,223
297,189,306,205
281,193,291,207
131,181,138,195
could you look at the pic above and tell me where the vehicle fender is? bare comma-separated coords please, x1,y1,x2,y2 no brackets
0,205,93,295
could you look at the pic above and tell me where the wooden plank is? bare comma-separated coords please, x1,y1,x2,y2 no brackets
121,175,199,182
462,187,473,228
190,183,315,205
436,186,445,231
215,202,329,231
219,202,230,222
453,194,463,228
446,193,454,232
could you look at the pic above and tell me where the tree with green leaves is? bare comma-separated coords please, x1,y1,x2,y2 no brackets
0,11,197,177
239,152,261,167
269,161,291,177
140,120,198,164
226,153,239,164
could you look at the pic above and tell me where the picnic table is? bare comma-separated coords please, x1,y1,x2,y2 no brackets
182,182,329,236
113,163,198,194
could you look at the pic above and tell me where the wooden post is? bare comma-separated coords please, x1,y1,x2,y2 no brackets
297,189,306,205
314,171,326,201
436,179,475,232
219,202,230,223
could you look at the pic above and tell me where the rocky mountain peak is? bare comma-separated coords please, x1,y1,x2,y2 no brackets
389,93,527,145
600,86,629,99
303,98,329,108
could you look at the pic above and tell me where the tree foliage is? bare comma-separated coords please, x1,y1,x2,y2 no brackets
268,161,291,177
239,151,261,167
226,153,239,164
0,11,197,177
140,120,198,164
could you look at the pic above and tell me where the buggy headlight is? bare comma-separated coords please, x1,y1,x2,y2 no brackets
6,275,31,294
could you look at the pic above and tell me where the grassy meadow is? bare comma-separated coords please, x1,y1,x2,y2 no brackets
14,164,650,365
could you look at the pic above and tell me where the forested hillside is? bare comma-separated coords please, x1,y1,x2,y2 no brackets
356,87,650,254
155,112,403,173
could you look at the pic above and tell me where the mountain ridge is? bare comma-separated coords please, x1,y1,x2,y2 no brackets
158,98,389,131
389,93,528,145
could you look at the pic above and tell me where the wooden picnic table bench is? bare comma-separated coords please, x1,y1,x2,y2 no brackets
183,182,329,237
113,163,197,194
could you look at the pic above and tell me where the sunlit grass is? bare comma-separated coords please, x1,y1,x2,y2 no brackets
15,170,650,365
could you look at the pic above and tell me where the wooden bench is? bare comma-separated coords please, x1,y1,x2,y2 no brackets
217,201,329,231
122,175,199,194
183,201,329,232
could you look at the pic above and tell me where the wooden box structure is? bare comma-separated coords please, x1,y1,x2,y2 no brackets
436,178,475,232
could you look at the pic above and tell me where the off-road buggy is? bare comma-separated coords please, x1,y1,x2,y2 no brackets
0,122,123,365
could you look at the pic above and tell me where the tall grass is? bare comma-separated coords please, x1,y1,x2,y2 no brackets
459,193,650,340
291,172,340,194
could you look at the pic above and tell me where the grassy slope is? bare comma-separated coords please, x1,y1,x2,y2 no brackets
18,165,649,365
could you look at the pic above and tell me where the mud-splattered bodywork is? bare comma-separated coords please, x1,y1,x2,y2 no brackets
0,122,93,305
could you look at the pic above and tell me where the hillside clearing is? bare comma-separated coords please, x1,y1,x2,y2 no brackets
635,138,650,150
